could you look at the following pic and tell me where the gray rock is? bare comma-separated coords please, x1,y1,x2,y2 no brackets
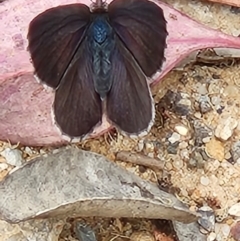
172,221,207,241
230,140,240,163
198,206,215,232
198,95,212,114
75,222,97,241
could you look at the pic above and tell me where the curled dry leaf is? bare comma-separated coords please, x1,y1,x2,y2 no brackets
0,147,199,224
1,0,240,146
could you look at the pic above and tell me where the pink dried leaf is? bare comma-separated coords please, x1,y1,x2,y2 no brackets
0,0,240,146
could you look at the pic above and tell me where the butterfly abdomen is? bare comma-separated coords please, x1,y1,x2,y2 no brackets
88,15,115,99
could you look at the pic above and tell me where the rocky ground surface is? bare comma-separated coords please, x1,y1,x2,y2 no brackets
1,0,240,240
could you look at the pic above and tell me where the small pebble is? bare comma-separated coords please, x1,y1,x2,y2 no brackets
194,112,202,118
204,159,220,173
215,117,238,141
221,224,231,238
167,142,179,154
180,149,189,160
178,141,188,149
211,96,221,106
230,141,240,164
215,208,228,223
198,95,213,114
224,85,239,97
178,98,192,107
172,157,184,170
205,138,224,162
207,232,216,241
208,81,222,94
137,140,144,152
144,141,154,153
228,203,240,217
1,148,24,166
0,162,8,171
168,132,181,144
188,150,205,169
24,146,33,155
147,152,154,158
174,124,189,136
215,223,231,241
165,162,173,171
75,222,97,241
193,121,212,146
200,176,210,186
198,206,215,232
196,83,208,95
202,136,211,143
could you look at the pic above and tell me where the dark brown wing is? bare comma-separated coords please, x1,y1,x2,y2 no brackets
106,38,154,135
108,0,167,77
53,41,102,138
27,4,91,88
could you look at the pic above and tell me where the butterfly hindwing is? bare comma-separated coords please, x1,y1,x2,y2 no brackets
27,4,91,88
108,0,167,77
53,40,102,138
106,37,154,135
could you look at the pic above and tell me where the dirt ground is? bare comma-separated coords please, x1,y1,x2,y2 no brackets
1,0,240,240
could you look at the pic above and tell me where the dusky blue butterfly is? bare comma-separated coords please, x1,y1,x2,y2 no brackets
27,0,168,139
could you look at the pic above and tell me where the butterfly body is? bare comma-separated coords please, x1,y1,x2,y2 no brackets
88,14,115,99
27,0,168,140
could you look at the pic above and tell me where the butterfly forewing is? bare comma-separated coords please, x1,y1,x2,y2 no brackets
53,40,102,138
27,4,91,88
106,38,154,135
108,0,167,77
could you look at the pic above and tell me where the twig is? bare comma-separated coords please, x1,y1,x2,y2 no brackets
116,151,165,170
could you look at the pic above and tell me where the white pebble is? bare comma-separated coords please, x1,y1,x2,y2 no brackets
194,112,202,119
24,146,33,155
196,83,208,95
137,140,144,152
215,223,230,240
221,224,230,237
179,141,188,149
1,148,24,167
172,158,184,170
180,149,189,159
168,132,181,144
147,152,154,158
237,158,240,165
175,124,189,136
207,232,216,241
202,136,211,143
178,98,192,107
228,202,240,217
200,176,210,186
215,117,238,141
211,96,221,106
0,163,8,171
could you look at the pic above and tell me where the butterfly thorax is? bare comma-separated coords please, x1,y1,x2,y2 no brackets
87,15,115,100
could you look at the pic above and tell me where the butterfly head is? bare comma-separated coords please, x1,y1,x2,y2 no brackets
90,0,108,12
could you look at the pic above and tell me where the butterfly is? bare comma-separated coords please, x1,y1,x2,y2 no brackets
27,0,168,140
